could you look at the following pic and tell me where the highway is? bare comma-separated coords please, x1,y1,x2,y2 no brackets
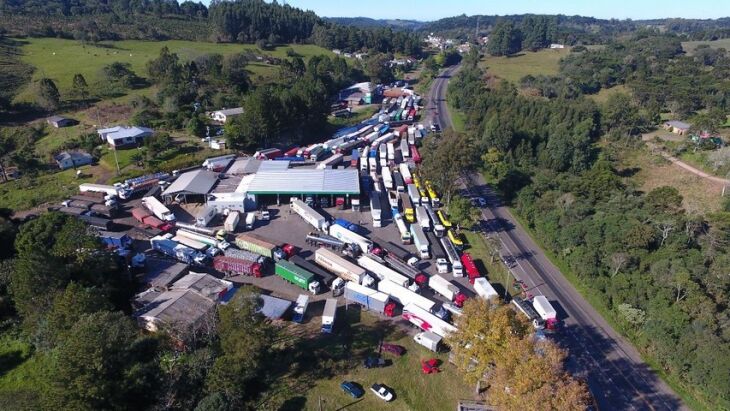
427,66,687,411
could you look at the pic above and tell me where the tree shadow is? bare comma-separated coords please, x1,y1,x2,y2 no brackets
0,350,28,378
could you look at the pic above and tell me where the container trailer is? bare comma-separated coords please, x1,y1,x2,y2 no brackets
382,167,393,190
414,331,442,352
224,211,240,232
172,235,208,251
274,260,320,294
235,233,294,260
370,195,382,228
511,296,545,329
383,255,428,288
394,214,412,244
440,236,463,277
416,205,431,231
213,255,263,277
403,303,457,338
291,198,329,231
357,255,410,288
428,275,468,307
393,172,405,193
400,139,410,159
314,248,372,286
344,282,395,316
195,205,217,227
424,204,445,236
377,280,435,312
177,229,230,250
289,255,337,288
473,277,499,302
532,295,558,329
142,196,175,222
328,224,373,254
410,223,430,259
461,252,480,284
293,294,310,323
150,234,208,266
321,298,337,333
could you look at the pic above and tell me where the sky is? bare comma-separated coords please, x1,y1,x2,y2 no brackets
280,0,730,21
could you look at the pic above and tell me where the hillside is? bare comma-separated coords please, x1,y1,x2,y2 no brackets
325,17,425,30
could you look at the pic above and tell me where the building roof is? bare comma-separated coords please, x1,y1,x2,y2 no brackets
143,258,189,289
213,107,244,116
237,169,360,195
47,115,69,123
163,169,219,196
137,289,216,328
54,150,92,162
257,294,292,320
258,160,290,171
97,126,153,140
170,272,232,300
666,120,691,130
228,157,262,175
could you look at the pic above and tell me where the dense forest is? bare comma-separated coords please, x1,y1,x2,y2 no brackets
448,42,730,408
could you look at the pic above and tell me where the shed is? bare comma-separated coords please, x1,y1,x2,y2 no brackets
46,115,75,128
238,169,360,196
664,120,691,135
170,272,233,301
54,150,93,170
136,289,216,335
143,258,190,290
210,107,244,123
97,125,153,148
228,157,262,175
162,169,219,202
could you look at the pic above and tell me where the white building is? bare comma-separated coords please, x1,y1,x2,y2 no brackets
97,126,153,148
210,107,244,123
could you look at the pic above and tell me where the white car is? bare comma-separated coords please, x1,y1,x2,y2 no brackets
370,383,394,401
435,258,450,274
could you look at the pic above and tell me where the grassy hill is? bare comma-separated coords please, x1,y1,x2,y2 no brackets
681,38,730,55
479,48,570,84
0,37,33,105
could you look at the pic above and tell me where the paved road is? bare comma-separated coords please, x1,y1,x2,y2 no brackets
428,66,687,411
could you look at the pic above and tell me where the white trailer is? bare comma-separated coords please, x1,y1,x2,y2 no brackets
416,206,431,231
407,184,420,205
424,204,445,236
316,153,343,169
370,194,382,228
414,331,442,352
473,277,499,301
328,224,372,254
140,196,173,222
400,139,410,160
382,167,393,190
206,193,247,214
532,295,557,321
379,143,387,160
290,198,329,231
322,298,337,333
410,223,430,259
394,213,412,244
402,303,457,338
357,255,410,287
224,211,240,232
244,212,256,230
172,235,208,251
293,294,309,323
196,205,217,227
177,229,230,250
407,126,416,145
440,236,463,276
377,279,435,312
368,156,378,172
360,150,369,172
429,275,460,301
315,248,370,285
79,183,120,198
386,142,395,161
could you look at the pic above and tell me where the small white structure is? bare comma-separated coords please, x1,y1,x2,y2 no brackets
97,126,153,148
549,43,566,49
210,107,244,123
54,150,93,170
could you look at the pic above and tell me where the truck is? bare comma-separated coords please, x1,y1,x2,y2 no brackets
370,194,382,228
377,279,435,312
316,153,343,169
254,148,282,160
235,233,294,260
424,204,445,236
89,203,117,219
61,199,93,210
532,295,558,329
416,205,431,231
426,231,445,260
98,231,132,249
224,247,268,265
79,183,121,198
305,232,358,255
383,255,428,288
289,255,338,290
394,172,405,193
177,229,230,250
400,139,410,160
428,275,468,307
119,172,170,199
407,184,420,206
402,303,457,338
275,260,321,294
368,156,378,173
461,252,480,284
315,247,371,283
344,281,395,315
333,218,362,234
244,212,256,230
393,213,411,244
410,223,430,259
150,234,208,266
132,208,172,231
78,214,113,230
511,296,545,329
401,192,414,222
224,211,240,232
440,236,464,277
213,255,263,277
357,255,410,288
196,205,217,227
328,224,372,254
142,196,175,222
360,150,369,172
291,198,329,231
386,142,395,161
172,235,208,252
473,278,499,302
382,167,393,190
372,237,419,267
293,294,310,323
414,331,442,352
321,298,337,333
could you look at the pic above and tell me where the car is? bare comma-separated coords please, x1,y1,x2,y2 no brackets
381,343,405,356
431,305,451,321
364,356,386,368
340,381,364,398
370,383,394,401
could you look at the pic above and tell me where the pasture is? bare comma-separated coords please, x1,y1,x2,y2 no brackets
480,48,570,84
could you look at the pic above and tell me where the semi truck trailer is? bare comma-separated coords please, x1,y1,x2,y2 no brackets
274,260,320,294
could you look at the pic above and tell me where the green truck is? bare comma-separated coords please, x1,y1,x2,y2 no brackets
235,233,295,260
275,260,321,294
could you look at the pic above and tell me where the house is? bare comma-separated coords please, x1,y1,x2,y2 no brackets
46,115,75,128
209,107,244,123
339,82,377,105
54,150,93,170
663,120,691,135
550,43,566,49
97,126,153,148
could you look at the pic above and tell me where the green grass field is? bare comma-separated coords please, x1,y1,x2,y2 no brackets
15,38,335,96
588,84,631,104
480,48,570,84
682,38,730,55
0,166,97,210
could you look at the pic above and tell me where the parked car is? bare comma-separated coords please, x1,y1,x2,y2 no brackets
381,343,405,357
370,383,394,402
340,381,364,398
364,356,387,369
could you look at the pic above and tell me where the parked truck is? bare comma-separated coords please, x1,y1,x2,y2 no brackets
274,260,320,294
98,231,132,249
142,196,175,222
461,252,480,284
289,255,338,291
532,296,558,330
328,224,372,254
372,237,419,267
344,281,395,316
235,233,294,260
440,236,463,277
79,183,121,199
293,294,310,323
321,298,337,333
383,255,428,288
370,194,382,228
333,218,362,234
410,223,430,259
196,205,217,227
473,277,499,302
132,208,173,232
357,255,410,288
314,248,373,286
429,275,468,307
223,247,268,265
150,234,208,266
416,205,430,231
224,211,240,232
512,296,545,329
244,212,256,230
402,303,457,338
213,255,263,277
177,229,230,250
414,331,442,352
424,204,445,236
89,203,117,218
377,279,435,312
291,198,329,231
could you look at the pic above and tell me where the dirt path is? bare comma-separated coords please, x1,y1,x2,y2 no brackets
646,142,730,186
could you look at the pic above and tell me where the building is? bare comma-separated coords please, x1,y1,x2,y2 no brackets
46,115,75,128
549,43,566,49
339,82,377,105
169,272,233,301
209,107,244,123
257,294,292,320
162,168,219,203
142,258,190,290
97,126,153,148
664,120,691,135
54,150,93,170
457,43,472,54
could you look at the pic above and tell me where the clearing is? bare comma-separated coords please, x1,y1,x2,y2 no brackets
588,84,631,104
479,48,570,84
681,38,730,55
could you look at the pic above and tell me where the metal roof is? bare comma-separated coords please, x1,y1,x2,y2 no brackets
143,258,189,289
258,160,290,171
137,289,215,327
257,294,292,319
665,120,691,129
171,272,232,300
163,169,219,196
240,169,360,195
228,157,261,175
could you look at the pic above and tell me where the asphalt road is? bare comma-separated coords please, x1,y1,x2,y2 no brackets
428,66,687,411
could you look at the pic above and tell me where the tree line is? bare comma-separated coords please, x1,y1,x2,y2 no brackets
448,56,730,408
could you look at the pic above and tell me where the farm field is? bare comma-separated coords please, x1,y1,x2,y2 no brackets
682,38,730,55
479,48,570,84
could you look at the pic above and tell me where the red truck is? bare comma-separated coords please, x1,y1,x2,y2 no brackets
213,255,263,277
132,207,173,232
461,252,481,284
410,145,421,164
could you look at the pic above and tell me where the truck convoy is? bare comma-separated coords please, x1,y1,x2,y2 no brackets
344,282,395,316
428,275,468,307
235,233,294,260
315,248,374,286
356,255,410,288
274,260,321,294
150,234,208,266
141,196,175,222
213,255,263,277
402,303,457,338
292,294,310,323
291,199,329,231
322,298,337,333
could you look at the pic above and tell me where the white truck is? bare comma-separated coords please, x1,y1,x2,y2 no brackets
473,277,499,301
382,167,393,190
394,213,412,244
142,196,175,222
291,198,329,231
244,212,256,230
224,211,240,232
424,204,445,236
414,331,442,352
293,294,309,323
357,255,410,288
328,223,372,254
379,143,387,160
321,298,337,333
177,229,230,250
386,142,395,161
196,205,217,227
360,150,369,172
532,295,558,328
402,303,457,338
315,248,373,286
79,183,120,199
370,194,382,228
399,163,412,183
410,223,430,259
407,184,420,206
400,139,410,160
416,205,431,231
369,156,378,173
429,275,465,305
377,279,435,312
439,236,463,276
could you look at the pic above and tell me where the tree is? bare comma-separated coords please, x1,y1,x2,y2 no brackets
418,131,475,206
186,115,207,138
39,282,111,350
448,195,481,231
363,53,394,84
146,46,181,85
71,73,89,100
35,78,60,111
487,21,522,56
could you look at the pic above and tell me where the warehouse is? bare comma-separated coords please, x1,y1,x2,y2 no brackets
162,169,219,203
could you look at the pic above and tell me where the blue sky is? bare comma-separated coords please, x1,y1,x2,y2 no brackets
279,0,729,21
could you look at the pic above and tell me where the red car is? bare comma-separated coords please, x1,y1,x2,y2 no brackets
380,343,405,357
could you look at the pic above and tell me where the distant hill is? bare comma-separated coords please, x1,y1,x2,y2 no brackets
326,17,425,30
